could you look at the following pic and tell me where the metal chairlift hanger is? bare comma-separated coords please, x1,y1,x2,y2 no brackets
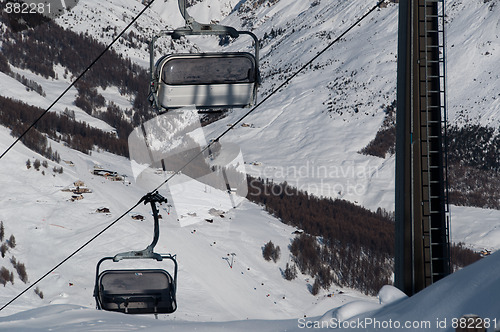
149,0,260,112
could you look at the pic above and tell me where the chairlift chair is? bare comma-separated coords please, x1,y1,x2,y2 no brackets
148,0,260,112
94,192,178,315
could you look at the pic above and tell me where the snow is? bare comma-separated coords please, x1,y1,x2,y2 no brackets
377,285,407,306
1,253,500,331
350,252,500,331
449,206,500,252
0,0,499,330
0,122,371,326
321,301,382,325
446,0,500,127
0,65,118,135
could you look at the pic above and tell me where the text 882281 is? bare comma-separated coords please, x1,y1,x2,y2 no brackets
4,2,51,15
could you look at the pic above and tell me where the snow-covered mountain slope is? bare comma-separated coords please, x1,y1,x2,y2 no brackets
202,0,400,210
1,0,498,209
0,124,373,320
54,0,242,67
450,206,500,251
202,0,500,211
0,63,117,133
0,252,499,331
446,0,500,126
0,0,499,329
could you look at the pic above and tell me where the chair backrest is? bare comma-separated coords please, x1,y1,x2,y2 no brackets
97,269,177,314
155,53,258,109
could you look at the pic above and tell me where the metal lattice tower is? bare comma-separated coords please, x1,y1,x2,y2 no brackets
395,0,451,296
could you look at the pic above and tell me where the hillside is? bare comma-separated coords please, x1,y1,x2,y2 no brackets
0,124,376,320
0,0,499,329
1,0,498,210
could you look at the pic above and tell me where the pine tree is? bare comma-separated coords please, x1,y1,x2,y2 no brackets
34,287,44,299
311,278,320,296
0,267,11,286
272,245,281,263
0,243,8,258
7,235,16,248
15,262,28,283
283,263,297,281
262,241,275,261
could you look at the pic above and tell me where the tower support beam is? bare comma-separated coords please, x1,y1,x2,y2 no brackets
395,0,451,296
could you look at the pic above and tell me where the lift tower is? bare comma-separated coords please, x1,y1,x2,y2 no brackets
395,0,451,295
